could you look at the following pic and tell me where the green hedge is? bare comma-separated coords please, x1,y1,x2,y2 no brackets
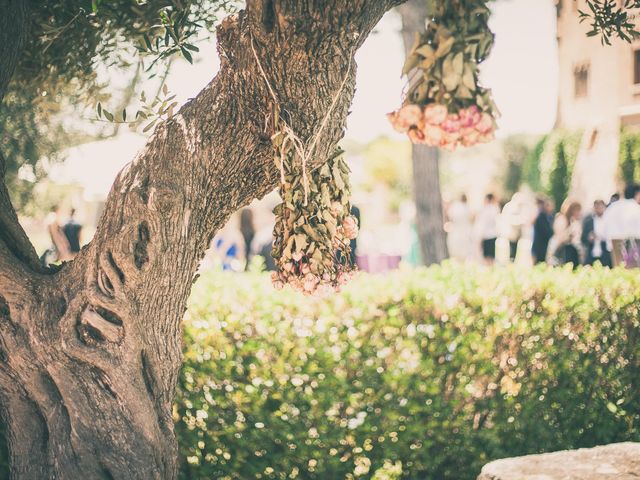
620,129,640,184
0,265,638,478
537,130,582,206
176,265,640,480
521,134,547,192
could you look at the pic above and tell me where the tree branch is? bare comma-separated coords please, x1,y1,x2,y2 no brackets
0,153,45,275
0,0,28,101
0,0,46,282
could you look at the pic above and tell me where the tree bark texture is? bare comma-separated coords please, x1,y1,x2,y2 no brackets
0,0,404,478
398,0,449,265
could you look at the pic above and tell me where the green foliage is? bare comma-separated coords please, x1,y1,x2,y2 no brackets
175,265,640,480
619,129,640,184
537,130,581,204
2,1,234,211
504,132,576,203
501,136,534,198
521,135,547,191
361,137,412,193
354,136,412,214
0,89,66,211
13,1,233,101
549,140,570,208
578,0,640,45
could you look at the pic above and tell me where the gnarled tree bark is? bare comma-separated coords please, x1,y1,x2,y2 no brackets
0,0,404,478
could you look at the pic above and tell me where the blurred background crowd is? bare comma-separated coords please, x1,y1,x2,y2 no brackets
40,180,640,272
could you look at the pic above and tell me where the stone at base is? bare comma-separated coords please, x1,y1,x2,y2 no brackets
477,442,640,480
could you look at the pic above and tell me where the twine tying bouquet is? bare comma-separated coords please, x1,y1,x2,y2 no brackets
250,37,358,294
388,0,498,150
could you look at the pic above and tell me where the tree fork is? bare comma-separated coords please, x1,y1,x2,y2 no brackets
0,1,405,478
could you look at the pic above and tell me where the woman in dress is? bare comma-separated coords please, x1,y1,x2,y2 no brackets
547,200,583,267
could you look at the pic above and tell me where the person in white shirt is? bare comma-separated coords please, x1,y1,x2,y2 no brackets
475,193,500,264
602,184,640,266
447,194,475,261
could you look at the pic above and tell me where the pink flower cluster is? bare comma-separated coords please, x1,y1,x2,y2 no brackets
341,215,359,241
272,216,359,296
387,104,495,150
271,268,354,296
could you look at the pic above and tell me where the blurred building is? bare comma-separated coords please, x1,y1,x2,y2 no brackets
555,0,640,202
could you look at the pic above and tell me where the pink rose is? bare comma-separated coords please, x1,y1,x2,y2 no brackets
423,104,448,125
386,111,405,132
422,124,443,147
443,130,461,144
300,262,311,275
283,262,294,273
477,131,495,144
475,112,493,134
459,106,481,128
271,272,285,290
440,130,461,150
387,104,422,133
462,129,480,147
459,127,473,137
342,215,359,240
397,104,422,125
441,114,461,133
303,273,318,293
291,251,303,262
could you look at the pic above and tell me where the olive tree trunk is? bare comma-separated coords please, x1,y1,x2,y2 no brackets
398,0,449,265
0,0,403,478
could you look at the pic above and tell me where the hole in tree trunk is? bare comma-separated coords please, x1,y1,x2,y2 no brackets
140,350,156,397
98,269,114,298
94,306,123,326
107,251,125,284
0,295,9,320
134,222,150,269
77,305,124,345
139,174,150,205
53,295,67,318
90,367,118,400
77,321,106,345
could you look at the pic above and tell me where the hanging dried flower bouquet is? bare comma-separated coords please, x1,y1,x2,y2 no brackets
250,37,358,294
388,0,498,150
270,130,358,295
